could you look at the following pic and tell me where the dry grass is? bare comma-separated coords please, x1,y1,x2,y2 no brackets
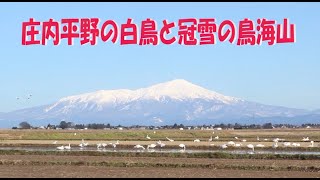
0,128,319,141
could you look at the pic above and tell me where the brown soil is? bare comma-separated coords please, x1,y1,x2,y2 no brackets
0,155,320,168
0,155,319,178
0,166,318,178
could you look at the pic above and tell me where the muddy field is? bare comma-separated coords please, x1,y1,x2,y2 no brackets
0,154,319,178
0,166,319,178
0,128,319,151
0,129,319,178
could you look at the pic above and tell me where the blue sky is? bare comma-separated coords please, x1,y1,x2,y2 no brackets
0,2,319,112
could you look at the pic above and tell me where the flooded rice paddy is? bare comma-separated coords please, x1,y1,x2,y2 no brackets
0,146,319,155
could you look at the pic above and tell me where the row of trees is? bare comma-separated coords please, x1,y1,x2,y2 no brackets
46,121,113,129
169,123,273,129
301,123,320,127
15,121,320,130
18,121,32,129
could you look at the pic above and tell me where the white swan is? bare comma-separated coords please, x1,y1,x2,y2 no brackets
273,138,279,142
179,144,186,150
56,145,64,150
147,144,157,150
134,144,145,150
108,143,116,149
283,142,291,147
247,144,254,152
272,142,278,148
227,141,235,146
64,143,71,150
308,141,314,147
102,143,108,148
81,139,88,147
166,137,174,142
302,137,309,142
156,140,166,148
292,143,300,147
221,144,228,149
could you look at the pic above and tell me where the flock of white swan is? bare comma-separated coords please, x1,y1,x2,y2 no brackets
55,139,119,150
54,133,317,153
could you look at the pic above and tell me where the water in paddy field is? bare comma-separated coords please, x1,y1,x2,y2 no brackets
0,146,319,155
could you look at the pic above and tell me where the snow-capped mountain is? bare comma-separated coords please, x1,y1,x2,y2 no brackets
45,79,240,113
0,79,317,127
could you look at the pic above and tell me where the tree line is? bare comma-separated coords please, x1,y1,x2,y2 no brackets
13,121,320,130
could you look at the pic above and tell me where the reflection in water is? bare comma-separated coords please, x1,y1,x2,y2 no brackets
0,146,319,155
179,149,186,153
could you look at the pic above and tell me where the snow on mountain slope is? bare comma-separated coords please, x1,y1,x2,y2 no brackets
0,79,315,127
45,89,135,113
45,79,241,113
135,79,239,103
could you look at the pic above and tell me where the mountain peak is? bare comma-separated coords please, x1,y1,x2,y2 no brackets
148,79,203,91
136,79,239,103
162,79,195,86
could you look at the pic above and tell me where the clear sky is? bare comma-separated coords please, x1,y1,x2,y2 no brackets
0,2,319,112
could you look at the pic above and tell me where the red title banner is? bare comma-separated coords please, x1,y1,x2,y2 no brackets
22,18,295,46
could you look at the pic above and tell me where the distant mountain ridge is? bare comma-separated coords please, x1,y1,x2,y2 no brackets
0,79,318,127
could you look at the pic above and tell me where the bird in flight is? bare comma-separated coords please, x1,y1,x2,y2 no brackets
16,94,33,101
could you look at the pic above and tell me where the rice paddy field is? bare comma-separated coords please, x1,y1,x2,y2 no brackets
0,128,319,178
